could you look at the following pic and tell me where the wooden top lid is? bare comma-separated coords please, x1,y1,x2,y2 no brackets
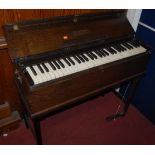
4,11,134,60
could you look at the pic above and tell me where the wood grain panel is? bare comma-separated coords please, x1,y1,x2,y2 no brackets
0,48,21,113
0,9,125,37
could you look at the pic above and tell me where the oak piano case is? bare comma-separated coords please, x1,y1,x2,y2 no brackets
4,11,151,144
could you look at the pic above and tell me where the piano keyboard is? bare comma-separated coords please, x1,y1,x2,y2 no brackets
25,40,147,85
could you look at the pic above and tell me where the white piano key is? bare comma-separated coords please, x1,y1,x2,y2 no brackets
51,61,64,77
103,49,117,62
66,57,79,73
58,59,71,76
82,54,94,68
35,65,47,82
99,54,111,65
44,63,56,79
26,67,39,85
60,59,73,75
25,39,147,86
85,53,98,67
73,55,87,70
119,44,131,57
33,65,44,83
68,57,80,72
77,54,90,69
40,64,51,81
70,57,82,72
91,51,103,66
49,64,60,79
111,46,126,59
133,45,146,55
55,60,68,76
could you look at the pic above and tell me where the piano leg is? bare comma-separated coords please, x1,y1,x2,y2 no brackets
23,114,29,128
33,119,42,145
106,78,140,122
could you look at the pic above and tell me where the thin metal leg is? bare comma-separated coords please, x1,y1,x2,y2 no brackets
121,78,140,116
33,120,42,145
23,114,29,128
106,78,140,122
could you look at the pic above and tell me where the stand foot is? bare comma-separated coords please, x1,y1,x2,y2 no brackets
106,112,124,122
106,78,140,122
23,114,29,128
33,120,42,145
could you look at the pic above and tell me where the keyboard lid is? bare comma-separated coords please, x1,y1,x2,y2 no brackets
4,11,134,61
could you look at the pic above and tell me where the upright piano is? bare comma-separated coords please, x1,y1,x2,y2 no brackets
4,11,151,144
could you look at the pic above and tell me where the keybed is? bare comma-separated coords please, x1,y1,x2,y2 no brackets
25,39,147,85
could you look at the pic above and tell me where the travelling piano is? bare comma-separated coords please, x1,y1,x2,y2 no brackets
4,11,151,144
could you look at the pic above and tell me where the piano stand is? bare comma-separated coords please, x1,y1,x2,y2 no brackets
23,114,29,129
106,78,140,122
33,119,42,145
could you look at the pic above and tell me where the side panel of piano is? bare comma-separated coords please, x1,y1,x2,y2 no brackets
0,9,125,117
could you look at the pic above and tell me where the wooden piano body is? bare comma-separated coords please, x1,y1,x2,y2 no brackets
4,11,152,144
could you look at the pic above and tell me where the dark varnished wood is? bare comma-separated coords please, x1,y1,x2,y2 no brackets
0,111,21,134
0,48,21,113
0,102,11,119
0,9,125,37
5,11,131,60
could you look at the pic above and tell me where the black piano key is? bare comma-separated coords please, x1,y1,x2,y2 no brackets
94,50,103,57
119,45,126,51
134,41,141,47
129,40,140,48
42,63,49,72
109,47,117,53
57,59,65,68
122,43,132,49
110,47,118,53
99,50,106,57
53,60,61,69
30,66,37,76
105,47,114,54
126,43,133,49
120,44,127,51
64,58,71,66
73,55,81,63
128,41,137,48
77,55,85,62
117,45,124,51
37,64,44,73
86,52,94,60
90,51,98,59
25,70,34,85
83,53,90,60
100,49,108,56
80,54,89,61
113,45,122,52
67,57,75,65
49,61,56,70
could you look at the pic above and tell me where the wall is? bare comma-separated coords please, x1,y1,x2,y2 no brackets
134,10,155,124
